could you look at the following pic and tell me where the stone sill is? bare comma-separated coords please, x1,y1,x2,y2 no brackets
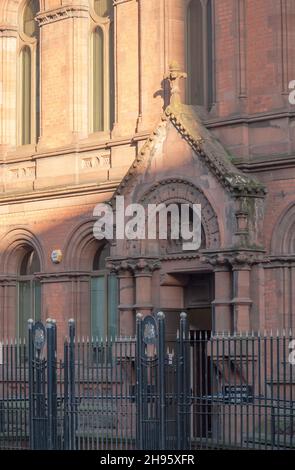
1,131,151,164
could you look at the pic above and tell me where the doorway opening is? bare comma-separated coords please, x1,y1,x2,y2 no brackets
185,273,214,441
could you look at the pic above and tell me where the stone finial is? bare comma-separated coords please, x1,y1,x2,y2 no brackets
164,61,187,106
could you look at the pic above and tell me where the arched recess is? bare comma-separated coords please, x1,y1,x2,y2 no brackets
0,228,43,339
64,219,118,339
271,203,295,255
138,179,221,255
0,227,44,274
63,219,108,271
0,1,20,25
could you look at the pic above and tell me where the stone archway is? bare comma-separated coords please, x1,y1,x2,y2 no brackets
139,178,221,255
0,227,44,338
0,227,44,274
271,203,295,255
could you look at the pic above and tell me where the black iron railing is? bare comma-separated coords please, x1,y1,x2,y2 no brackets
0,315,294,450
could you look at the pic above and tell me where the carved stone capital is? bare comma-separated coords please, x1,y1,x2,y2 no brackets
133,258,161,276
106,257,161,276
106,259,134,275
202,251,265,270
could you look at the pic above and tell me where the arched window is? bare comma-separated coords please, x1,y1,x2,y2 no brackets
20,46,32,145
18,248,41,340
187,0,214,109
91,244,118,340
91,0,115,132
20,0,40,145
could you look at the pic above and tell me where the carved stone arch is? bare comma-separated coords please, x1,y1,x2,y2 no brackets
271,203,295,255
0,227,44,274
0,1,21,24
63,219,107,271
138,178,220,251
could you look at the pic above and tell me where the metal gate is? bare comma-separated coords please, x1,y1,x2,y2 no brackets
0,313,294,450
135,312,190,450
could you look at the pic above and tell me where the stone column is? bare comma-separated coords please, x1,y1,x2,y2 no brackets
0,25,18,154
205,255,232,333
133,258,161,318
107,260,135,337
117,265,135,337
230,254,253,333
213,266,233,334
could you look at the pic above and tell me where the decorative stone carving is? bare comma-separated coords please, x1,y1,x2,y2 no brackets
36,6,89,27
140,178,220,251
202,251,266,270
8,166,35,180
81,155,110,170
107,257,161,275
164,61,187,106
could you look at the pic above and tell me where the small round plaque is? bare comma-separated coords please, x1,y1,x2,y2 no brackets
32,322,46,352
51,249,62,264
142,315,158,345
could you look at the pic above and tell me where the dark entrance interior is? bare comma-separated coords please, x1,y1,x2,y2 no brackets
185,273,213,440
164,272,214,441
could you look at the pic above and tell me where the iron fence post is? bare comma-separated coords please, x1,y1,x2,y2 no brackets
136,313,143,450
28,319,34,450
68,319,76,450
63,339,69,450
52,320,57,449
157,312,166,450
46,320,53,450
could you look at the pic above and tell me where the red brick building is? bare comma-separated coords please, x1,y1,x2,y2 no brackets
0,0,294,343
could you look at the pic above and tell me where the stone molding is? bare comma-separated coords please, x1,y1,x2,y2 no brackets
36,5,89,26
0,24,17,37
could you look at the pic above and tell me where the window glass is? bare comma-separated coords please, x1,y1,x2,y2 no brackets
21,46,32,145
94,0,113,18
23,0,39,38
93,27,104,132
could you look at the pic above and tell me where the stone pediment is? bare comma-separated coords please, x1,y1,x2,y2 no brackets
115,101,266,200
164,102,266,196
112,63,266,253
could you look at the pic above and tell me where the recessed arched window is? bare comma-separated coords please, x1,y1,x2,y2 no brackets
93,27,104,132
94,0,113,17
91,244,117,340
18,248,41,340
91,0,115,132
20,46,32,145
20,0,40,145
187,0,214,109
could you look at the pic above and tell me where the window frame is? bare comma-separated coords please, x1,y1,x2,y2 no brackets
185,0,215,110
17,247,42,341
17,0,40,147
90,269,118,341
89,1,115,134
